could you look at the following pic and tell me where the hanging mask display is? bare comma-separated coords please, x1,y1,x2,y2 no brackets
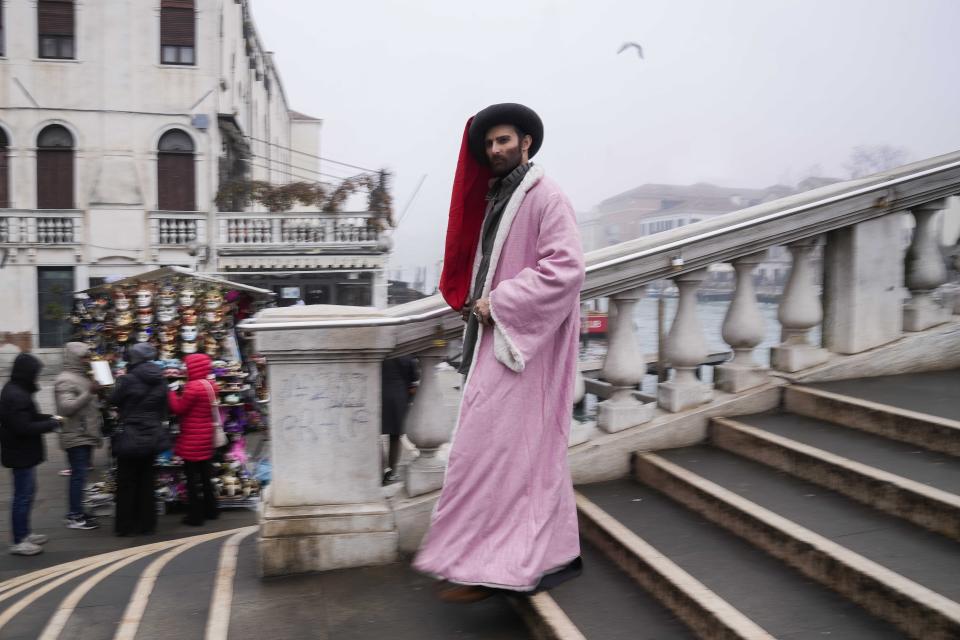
116,310,134,327
181,340,198,354
137,310,154,325
159,345,176,360
135,329,152,343
115,329,131,343
203,309,223,324
159,326,177,344
158,283,177,308
203,335,219,356
181,308,198,325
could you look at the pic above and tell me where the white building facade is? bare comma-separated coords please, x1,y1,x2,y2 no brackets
0,0,388,353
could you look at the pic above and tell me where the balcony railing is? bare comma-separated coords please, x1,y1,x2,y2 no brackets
148,212,207,246
217,212,383,248
0,210,83,245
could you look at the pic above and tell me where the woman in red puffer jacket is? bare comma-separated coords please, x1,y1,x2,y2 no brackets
168,353,219,526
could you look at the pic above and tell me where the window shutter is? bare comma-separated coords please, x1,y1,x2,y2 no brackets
38,0,74,36
161,3,195,47
37,149,74,209
158,153,195,211
0,150,8,209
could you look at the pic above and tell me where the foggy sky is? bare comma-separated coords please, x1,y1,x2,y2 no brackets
250,0,960,277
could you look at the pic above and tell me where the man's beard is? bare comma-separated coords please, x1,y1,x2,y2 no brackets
488,146,523,177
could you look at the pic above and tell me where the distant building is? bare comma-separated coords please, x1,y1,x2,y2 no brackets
0,0,388,353
579,179,843,286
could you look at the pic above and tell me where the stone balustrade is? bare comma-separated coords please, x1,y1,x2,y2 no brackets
0,211,82,245
218,212,382,247
242,150,960,576
148,212,206,246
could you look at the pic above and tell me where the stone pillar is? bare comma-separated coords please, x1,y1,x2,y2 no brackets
771,239,829,372
569,369,596,446
823,215,904,353
903,200,949,331
715,253,768,393
405,342,459,497
372,269,389,310
252,305,399,577
658,269,713,412
597,287,653,432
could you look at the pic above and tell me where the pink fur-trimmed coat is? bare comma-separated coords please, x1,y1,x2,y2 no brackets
413,165,586,590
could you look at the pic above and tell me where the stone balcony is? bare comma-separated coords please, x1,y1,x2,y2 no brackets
0,210,83,245
215,211,389,271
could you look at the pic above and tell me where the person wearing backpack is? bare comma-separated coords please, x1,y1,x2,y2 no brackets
54,342,103,531
168,353,219,527
0,353,62,555
108,343,170,536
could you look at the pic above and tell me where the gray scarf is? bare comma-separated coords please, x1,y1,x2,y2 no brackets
458,162,531,375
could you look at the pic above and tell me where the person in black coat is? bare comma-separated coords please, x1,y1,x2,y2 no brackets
381,356,419,484
0,353,62,555
107,343,169,536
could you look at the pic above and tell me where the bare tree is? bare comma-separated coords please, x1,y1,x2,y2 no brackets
845,145,909,178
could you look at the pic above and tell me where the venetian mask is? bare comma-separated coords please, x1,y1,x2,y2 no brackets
159,327,176,344
224,392,241,405
135,330,151,343
159,345,176,360
114,293,131,312
203,336,219,356
181,325,198,341
181,340,198,354
136,287,153,308
181,308,198,325
179,289,196,307
157,306,178,324
204,289,223,310
92,306,107,322
73,294,90,314
158,284,177,307
115,329,131,342
116,310,134,327
137,310,154,325
203,309,223,324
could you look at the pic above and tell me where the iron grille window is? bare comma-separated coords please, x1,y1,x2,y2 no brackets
38,0,75,60
37,266,74,348
160,0,195,66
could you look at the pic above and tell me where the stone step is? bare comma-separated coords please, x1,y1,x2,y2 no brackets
805,370,960,423
578,479,907,639
711,416,960,540
573,491,771,639
634,449,960,640
785,385,960,456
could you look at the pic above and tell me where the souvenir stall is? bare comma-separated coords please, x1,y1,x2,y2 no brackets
70,266,274,512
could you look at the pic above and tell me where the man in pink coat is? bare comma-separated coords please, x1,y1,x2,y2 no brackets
414,104,586,603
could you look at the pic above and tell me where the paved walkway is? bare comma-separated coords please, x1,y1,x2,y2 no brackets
0,382,531,639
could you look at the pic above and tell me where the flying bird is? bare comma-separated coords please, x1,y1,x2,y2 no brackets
617,42,644,59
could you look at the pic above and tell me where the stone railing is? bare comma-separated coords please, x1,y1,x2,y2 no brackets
240,150,960,576
217,212,383,248
0,210,83,245
148,211,207,246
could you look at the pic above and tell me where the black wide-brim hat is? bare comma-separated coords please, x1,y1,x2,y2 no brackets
467,103,543,165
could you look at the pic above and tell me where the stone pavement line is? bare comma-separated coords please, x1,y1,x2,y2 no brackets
575,491,776,640
203,526,257,640
0,568,75,605
0,554,119,633
113,528,243,640
37,548,158,640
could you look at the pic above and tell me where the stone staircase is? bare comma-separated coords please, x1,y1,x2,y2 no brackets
533,371,960,639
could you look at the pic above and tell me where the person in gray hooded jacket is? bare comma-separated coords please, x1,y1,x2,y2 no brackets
54,342,102,531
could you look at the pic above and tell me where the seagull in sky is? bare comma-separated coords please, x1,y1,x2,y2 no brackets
617,42,644,59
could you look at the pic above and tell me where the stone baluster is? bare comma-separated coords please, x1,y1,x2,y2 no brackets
36,219,48,243
598,287,653,431
271,217,281,243
569,369,596,446
903,199,949,331
771,238,828,372
658,269,713,411
716,253,768,392
0,217,8,243
405,343,459,497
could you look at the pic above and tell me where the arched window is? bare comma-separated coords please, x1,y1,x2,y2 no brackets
157,129,195,211
37,125,74,209
0,129,9,208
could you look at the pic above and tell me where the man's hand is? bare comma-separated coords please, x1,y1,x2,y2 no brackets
473,298,494,326
460,299,474,323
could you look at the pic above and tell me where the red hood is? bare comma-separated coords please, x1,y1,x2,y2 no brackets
184,353,212,381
